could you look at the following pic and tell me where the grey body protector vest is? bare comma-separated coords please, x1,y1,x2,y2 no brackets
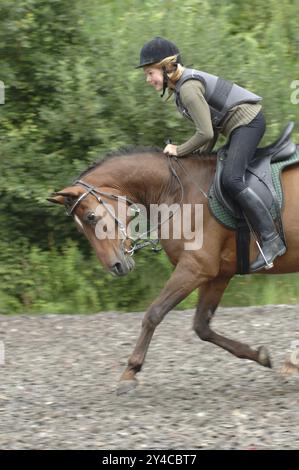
174,68,262,129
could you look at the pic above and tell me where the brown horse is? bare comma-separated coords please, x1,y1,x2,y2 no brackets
48,146,299,394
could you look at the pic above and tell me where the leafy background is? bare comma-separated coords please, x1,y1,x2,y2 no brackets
0,0,299,313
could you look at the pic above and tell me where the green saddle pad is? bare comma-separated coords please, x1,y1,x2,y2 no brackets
208,146,299,230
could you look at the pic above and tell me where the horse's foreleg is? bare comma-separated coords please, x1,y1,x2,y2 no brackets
193,277,272,367
117,263,200,395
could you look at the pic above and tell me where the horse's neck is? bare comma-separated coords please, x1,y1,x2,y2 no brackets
84,153,215,205
85,155,169,205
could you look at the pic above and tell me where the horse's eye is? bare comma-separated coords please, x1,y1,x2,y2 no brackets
86,212,97,224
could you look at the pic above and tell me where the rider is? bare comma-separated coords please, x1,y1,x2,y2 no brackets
136,36,286,272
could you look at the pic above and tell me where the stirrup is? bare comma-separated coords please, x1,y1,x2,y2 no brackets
251,237,286,272
255,240,274,270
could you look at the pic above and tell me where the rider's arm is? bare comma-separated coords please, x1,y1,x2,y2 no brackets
176,80,214,157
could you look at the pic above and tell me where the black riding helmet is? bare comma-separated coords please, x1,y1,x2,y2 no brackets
136,36,182,68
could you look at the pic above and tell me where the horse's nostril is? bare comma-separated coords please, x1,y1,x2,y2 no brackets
111,260,133,277
112,262,123,275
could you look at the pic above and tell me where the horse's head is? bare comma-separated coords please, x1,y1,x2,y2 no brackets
48,181,136,277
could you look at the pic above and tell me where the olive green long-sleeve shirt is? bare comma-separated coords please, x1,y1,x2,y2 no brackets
176,80,262,157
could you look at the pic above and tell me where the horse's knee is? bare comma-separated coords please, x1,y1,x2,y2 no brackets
143,306,163,328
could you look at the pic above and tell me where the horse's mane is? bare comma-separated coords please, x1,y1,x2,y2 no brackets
76,145,217,180
76,146,162,179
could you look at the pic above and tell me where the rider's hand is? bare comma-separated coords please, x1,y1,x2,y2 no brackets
163,144,178,156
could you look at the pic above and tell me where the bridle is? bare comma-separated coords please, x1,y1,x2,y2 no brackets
65,155,207,256
66,179,162,256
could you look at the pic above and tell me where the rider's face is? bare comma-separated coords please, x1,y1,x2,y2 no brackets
144,66,164,91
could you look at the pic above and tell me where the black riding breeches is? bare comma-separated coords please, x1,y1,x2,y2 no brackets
221,111,266,198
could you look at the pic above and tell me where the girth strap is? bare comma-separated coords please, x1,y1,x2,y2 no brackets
236,221,250,274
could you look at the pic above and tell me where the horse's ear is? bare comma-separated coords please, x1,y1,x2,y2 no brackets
47,186,84,205
47,194,68,205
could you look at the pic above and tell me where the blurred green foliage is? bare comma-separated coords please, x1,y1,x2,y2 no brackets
0,0,299,313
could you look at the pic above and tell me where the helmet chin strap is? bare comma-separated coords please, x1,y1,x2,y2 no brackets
160,67,169,98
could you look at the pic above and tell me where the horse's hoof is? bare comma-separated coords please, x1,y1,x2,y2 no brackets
257,346,272,368
116,379,138,395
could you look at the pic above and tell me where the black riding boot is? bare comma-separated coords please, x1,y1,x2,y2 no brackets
235,187,286,272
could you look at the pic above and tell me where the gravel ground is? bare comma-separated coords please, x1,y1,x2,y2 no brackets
0,305,299,450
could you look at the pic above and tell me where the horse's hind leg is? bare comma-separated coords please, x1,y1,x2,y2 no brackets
193,277,272,367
